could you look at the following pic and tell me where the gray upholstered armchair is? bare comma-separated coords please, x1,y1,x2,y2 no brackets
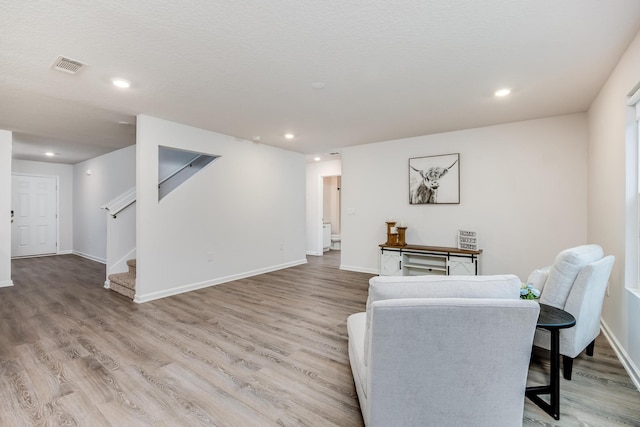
347,275,539,427
527,244,615,380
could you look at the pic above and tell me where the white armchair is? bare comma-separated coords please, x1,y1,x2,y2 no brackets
527,244,615,380
347,275,539,427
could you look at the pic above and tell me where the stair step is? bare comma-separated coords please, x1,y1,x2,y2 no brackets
126,259,136,276
109,281,135,299
108,271,136,300
109,272,135,290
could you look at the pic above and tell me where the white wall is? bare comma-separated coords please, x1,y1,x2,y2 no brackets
136,115,307,303
73,145,136,262
306,160,342,255
341,114,588,278
11,160,74,253
587,28,640,382
0,130,12,286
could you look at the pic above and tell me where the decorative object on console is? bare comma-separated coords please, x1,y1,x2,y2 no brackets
409,153,460,204
385,221,397,245
457,229,478,250
397,225,407,246
384,220,407,247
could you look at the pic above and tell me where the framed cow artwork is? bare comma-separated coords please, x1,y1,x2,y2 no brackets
409,153,460,204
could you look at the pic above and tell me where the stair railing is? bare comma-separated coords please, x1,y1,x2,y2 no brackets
158,154,202,188
101,187,136,218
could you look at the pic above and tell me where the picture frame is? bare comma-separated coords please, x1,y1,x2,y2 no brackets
409,153,460,204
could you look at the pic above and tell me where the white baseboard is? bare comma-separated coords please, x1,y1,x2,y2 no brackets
73,251,106,264
600,319,640,391
339,264,378,275
57,250,73,255
306,251,323,256
0,279,14,288
134,258,308,304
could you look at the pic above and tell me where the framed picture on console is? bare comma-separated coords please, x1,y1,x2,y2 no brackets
409,153,460,204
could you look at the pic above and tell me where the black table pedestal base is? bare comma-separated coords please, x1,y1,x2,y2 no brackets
526,304,574,421
526,386,559,420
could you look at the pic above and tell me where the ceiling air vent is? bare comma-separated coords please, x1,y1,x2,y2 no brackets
51,56,86,74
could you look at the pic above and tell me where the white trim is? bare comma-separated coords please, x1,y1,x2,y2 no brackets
104,280,110,289
601,319,640,392
134,258,307,303
11,253,57,259
0,279,14,288
306,250,323,256
339,264,378,275
11,252,72,259
628,83,640,107
72,250,106,264
629,288,640,299
316,175,324,256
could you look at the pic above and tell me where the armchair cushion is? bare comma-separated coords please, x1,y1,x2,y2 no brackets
526,266,551,292
539,245,604,309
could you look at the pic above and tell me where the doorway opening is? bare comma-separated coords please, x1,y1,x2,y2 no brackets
322,175,341,253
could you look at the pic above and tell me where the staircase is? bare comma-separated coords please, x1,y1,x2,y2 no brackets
108,259,136,299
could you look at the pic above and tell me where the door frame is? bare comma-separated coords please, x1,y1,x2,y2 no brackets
11,172,60,258
318,174,342,256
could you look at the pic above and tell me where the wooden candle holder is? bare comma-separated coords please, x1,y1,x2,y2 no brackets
397,226,407,246
385,221,397,246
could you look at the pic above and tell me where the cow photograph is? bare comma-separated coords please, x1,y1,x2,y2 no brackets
409,153,460,204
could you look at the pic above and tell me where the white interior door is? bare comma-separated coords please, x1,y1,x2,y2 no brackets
11,174,57,257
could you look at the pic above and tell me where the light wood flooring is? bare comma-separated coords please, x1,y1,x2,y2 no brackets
1,252,639,426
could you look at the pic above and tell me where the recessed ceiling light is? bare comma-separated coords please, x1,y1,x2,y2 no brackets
314,157,321,161
284,133,295,139
112,78,131,89
45,152,55,157
494,88,511,97
311,82,325,89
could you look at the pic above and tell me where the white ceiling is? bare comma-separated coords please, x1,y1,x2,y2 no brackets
2,1,640,164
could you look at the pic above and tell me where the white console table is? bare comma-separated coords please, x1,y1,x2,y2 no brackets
379,244,482,276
